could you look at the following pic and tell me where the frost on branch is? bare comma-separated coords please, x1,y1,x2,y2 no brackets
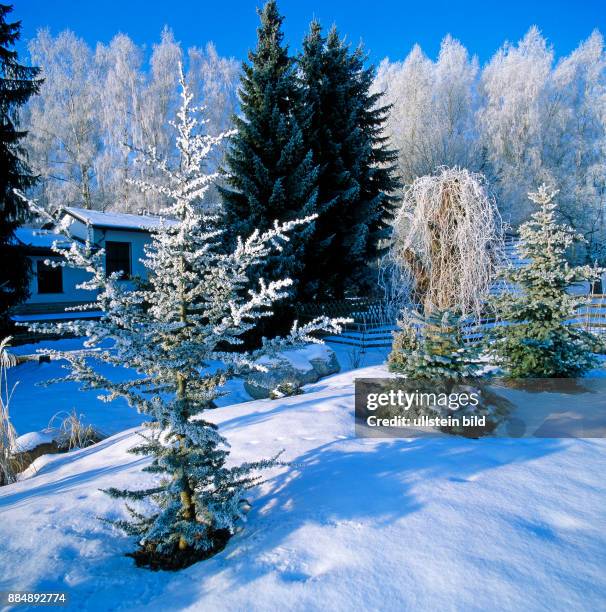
19,66,345,570
384,167,504,321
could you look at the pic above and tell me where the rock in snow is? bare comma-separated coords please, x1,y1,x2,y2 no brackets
1,364,605,611
13,429,57,453
245,343,341,399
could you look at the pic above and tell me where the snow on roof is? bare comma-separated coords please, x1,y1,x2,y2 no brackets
13,227,72,249
64,207,177,232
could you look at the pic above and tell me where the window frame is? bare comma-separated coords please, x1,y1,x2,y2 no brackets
36,259,64,294
105,240,132,280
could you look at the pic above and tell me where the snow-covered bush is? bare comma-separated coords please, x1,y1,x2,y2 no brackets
18,67,346,569
388,310,482,380
269,380,304,400
386,312,510,437
489,186,603,377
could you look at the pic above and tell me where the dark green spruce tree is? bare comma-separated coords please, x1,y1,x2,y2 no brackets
219,0,318,335
0,4,41,324
297,21,399,300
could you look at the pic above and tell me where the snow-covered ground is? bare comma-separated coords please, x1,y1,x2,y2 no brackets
1,357,605,611
7,338,388,441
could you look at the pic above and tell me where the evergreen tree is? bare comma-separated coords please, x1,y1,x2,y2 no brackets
388,309,482,380
219,0,318,318
490,185,601,377
298,22,399,300
0,4,41,324
21,69,343,570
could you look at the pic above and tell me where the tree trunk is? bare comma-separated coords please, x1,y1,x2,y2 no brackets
176,370,195,551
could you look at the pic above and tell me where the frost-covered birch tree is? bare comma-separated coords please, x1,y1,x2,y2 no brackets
25,30,102,211
478,27,555,226
20,67,344,570
22,28,239,215
186,42,240,210
94,34,146,212
374,28,606,252
373,36,483,187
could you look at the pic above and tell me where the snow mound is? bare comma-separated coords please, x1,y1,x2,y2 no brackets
13,430,57,452
1,365,605,610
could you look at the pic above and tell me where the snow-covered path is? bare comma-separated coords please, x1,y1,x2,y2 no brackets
1,365,605,611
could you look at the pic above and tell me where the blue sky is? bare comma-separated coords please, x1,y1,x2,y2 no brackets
10,0,606,66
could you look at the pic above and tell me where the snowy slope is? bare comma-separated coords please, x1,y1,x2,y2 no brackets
1,365,605,611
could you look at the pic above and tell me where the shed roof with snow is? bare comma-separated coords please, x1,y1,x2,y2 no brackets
13,227,73,254
62,207,175,233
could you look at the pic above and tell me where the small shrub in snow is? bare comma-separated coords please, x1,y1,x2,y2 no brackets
346,347,365,370
0,337,24,486
48,410,104,451
489,186,603,377
387,314,509,436
269,380,304,400
389,310,482,381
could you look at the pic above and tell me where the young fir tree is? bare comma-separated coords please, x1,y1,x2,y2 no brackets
22,69,344,570
388,309,482,380
490,185,602,377
0,4,41,324
297,21,399,300
219,0,318,322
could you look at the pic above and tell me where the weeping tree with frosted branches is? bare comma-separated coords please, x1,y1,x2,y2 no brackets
387,167,504,319
386,167,504,377
18,67,345,570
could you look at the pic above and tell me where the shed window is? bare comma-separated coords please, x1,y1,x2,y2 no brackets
105,241,131,279
37,260,63,294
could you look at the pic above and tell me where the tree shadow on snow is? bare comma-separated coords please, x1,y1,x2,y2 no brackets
187,435,564,595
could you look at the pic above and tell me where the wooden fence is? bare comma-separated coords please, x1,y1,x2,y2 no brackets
298,295,606,349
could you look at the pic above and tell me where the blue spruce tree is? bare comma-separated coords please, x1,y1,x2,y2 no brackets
490,186,602,377
22,69,344,570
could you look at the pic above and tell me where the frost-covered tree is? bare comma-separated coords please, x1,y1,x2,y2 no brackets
21,68,344,569
219,0,319,329
375,28,606,252
478,28,606,242
490,185,602,377
298,21,399,299
385,167,504,320
546,31,606,263
139,28,182,170
386,169,501,384
26,29,101,210
0,3,41,323
374,36,483,187
94,33,146,212
478,27,554,226
388,309,482,380
23,28,239,214
186,42,240,211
